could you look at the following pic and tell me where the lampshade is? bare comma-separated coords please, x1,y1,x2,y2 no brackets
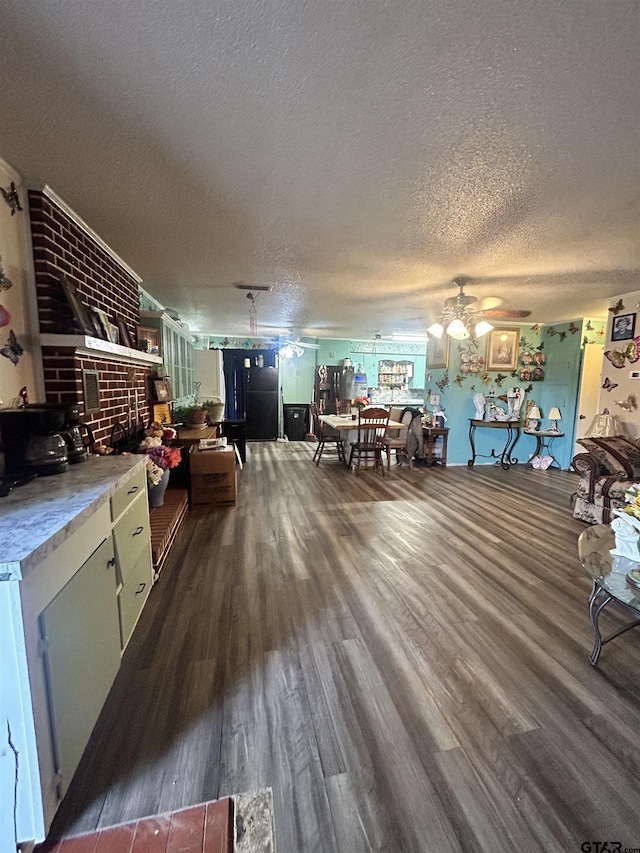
529,406,541,419
548,406,562,421
585,412,624,438
429,278,494,342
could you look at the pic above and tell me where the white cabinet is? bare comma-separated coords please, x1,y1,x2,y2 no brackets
39,536,122,798
0,459,154,849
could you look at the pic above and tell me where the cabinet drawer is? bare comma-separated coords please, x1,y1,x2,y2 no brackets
118,546,153,649
113,493,151,585
110,467,147,521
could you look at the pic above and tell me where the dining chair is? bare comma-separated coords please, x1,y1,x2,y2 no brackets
310,404,345,466
348,407,390,474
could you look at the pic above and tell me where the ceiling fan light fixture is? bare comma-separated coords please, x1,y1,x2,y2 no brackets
446,318,469,340
434,278,495,342
474,320,494,338
426,322,444,339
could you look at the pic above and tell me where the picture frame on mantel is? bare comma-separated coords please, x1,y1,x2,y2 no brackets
59,274,94,335
115,315,133,349
426,334,449,369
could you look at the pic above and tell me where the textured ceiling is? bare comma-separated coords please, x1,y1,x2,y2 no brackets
0,0,638,340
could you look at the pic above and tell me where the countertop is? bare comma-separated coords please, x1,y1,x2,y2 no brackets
0,454,146,581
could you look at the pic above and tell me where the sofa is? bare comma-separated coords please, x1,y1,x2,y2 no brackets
572,436,640,524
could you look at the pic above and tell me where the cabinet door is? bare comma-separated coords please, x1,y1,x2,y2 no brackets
39,536,121,797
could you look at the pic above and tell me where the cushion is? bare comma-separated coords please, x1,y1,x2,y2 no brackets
577,436,640,479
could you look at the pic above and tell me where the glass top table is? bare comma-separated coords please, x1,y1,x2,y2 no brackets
577,524,640,665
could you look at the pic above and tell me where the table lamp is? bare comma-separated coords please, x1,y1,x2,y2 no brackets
548,406,562,433
585,411,624,437
528,406,541,431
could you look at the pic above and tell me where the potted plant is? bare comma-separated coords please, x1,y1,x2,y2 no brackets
172,403,209,427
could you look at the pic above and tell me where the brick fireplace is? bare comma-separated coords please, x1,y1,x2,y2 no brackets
29,187,159,446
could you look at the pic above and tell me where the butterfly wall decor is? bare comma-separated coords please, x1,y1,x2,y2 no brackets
0,303,10,327
585,321,594,331
559,331,566,341
602,377,619,392
604,336,640,369
568,322,580,334
609,299,625,316
435,371,449,392
523,383,533,393
530,324,540,334
0,182,23,216
0,256,13,291
0,329,23,365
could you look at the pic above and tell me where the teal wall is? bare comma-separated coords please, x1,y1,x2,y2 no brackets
203,323,606,468
427,319,604,468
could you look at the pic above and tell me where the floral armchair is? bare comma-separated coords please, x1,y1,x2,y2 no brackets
572,436,640,524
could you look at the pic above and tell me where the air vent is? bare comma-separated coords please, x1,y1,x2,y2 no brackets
233,283,273,292
82,369,100,413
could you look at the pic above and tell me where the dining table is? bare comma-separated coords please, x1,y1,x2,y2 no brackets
319,413,405,467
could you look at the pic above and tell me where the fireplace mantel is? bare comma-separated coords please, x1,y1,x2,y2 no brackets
40,334,163,366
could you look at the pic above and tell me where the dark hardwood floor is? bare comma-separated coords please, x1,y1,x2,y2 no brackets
51,443,640,852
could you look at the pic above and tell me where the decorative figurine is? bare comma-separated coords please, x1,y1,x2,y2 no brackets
473,392,485,420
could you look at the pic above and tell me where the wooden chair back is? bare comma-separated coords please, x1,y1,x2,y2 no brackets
356,407,390,447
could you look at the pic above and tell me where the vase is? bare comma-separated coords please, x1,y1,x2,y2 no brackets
148,468,170,508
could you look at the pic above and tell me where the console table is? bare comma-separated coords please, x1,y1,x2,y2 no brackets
578,524,640,665
467,419,521,470
524,429,564,468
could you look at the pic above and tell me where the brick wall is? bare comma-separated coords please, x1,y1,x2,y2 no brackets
42,347,152,447
29,190,139,338
29,189,154,445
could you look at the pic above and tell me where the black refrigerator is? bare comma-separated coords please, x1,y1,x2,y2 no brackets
223,349,279,440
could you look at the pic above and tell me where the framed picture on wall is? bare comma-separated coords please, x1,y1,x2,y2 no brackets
611,313,636,342
426,334,449,369
153,379,173,402
487,328,518,371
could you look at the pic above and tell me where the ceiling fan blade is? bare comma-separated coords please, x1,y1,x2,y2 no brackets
482,308,532,319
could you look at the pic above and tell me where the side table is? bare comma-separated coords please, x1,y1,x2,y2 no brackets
578,524,640,665
422,426,449,466
524,429,564,468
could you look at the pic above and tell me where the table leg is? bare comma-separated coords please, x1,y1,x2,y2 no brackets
467,423,477,467
587,580,640,665
588,581,611,666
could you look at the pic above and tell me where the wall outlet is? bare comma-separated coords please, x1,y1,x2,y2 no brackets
630,370,640,379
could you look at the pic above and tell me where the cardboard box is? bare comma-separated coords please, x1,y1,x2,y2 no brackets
189,446,237,505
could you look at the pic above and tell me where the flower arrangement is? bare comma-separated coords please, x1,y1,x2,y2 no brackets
623,484,640,520
139,422,181,486
351,396,370,410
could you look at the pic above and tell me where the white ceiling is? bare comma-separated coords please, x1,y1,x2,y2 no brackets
0,0,638,340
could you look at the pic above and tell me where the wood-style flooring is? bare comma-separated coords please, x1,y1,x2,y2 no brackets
51,443,640,852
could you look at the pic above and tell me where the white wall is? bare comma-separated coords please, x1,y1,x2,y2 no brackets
0,158,43,406
597,291,640,439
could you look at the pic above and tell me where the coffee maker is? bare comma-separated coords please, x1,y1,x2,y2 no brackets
25,403,94,464
0,407,69,476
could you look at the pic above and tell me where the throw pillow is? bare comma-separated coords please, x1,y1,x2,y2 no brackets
577,436,640,479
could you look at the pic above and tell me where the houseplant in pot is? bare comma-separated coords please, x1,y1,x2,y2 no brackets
173,397,225,427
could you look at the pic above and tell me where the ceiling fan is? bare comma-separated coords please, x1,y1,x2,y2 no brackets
428,277,531,341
